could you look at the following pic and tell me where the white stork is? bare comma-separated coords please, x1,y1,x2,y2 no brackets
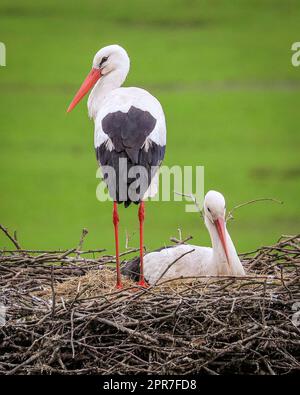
122,191,246,284
67,44,166,289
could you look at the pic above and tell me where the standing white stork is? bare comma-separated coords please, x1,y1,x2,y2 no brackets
67,44,166,289
122,191,245,284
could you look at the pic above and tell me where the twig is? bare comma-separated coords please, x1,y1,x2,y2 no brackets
170,235,193,245
76,229,88,258
125,230,136,250
174,191,203,217
227,198,283,221
71,309,75,358
50,266,56,318
0,224,22,250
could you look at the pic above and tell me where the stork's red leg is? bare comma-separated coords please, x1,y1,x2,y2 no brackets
137,201,147,287
113,201,122,289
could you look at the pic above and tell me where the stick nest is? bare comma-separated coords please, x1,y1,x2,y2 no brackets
0,230,299,375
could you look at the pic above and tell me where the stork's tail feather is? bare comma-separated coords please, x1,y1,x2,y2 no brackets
124,200,139,208
121,257,140,282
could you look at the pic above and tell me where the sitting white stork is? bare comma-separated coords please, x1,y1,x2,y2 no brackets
67,44,166,289
122,191,246,284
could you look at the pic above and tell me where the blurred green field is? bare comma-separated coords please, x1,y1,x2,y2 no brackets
0,0,299,254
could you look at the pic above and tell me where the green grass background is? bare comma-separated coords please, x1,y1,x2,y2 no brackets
0,0,299,254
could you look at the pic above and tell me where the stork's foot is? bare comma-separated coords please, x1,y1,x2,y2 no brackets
136,280,149,288
129,281,149,293
115,283,123,290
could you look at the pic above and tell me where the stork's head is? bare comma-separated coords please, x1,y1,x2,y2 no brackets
203,190,230,265
92,45,130,77
67,44,130,113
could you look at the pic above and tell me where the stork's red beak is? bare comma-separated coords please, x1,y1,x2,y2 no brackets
214,218,230,268
67,68,102,113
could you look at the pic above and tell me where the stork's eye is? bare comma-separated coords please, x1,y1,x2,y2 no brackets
207,207,211,213
99,56,108,67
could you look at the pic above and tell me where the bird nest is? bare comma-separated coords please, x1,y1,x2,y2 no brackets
0,225,299,375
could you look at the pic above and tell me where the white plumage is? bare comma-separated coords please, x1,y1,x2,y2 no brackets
124,191,246,284
93,87,166,149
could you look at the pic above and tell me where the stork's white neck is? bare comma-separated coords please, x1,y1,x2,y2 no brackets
205,217,245,275
87,68,128,119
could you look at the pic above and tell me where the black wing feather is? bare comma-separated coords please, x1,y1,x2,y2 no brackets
96,106,165,207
